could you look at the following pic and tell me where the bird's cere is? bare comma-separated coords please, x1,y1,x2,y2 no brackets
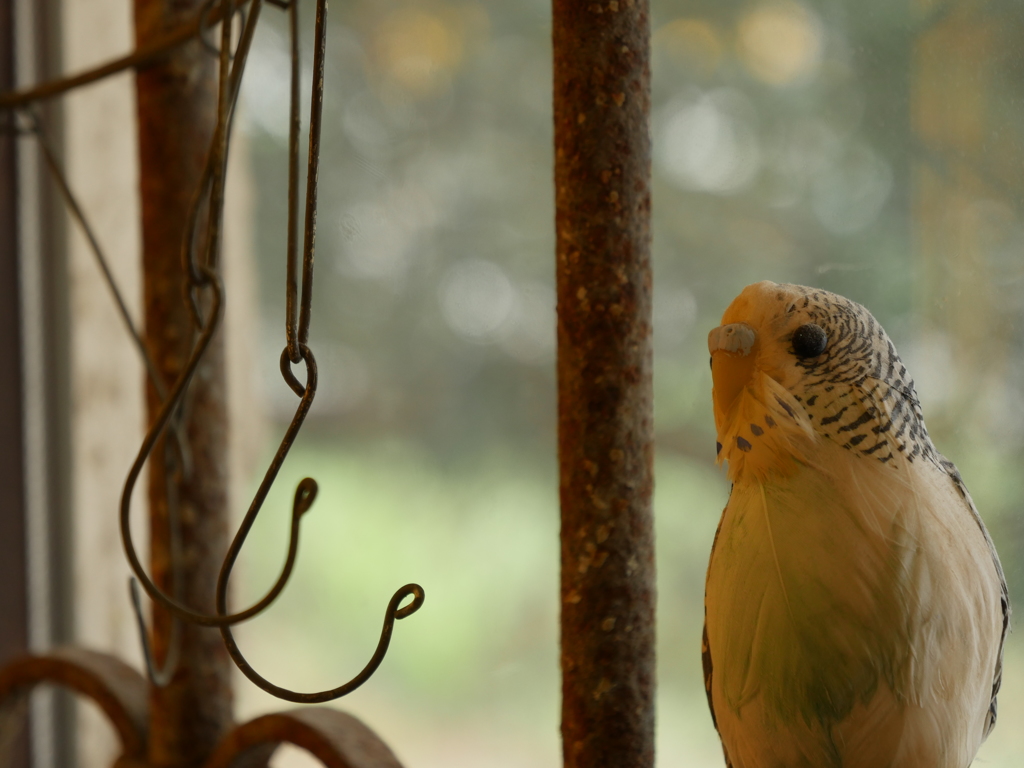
707,322,756,356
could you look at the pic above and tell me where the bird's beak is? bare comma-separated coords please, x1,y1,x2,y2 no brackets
708,323,757,418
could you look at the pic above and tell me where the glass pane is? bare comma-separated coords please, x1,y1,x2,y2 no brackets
233,1,1024,766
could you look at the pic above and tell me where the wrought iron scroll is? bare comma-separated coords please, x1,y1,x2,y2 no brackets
0,0,424,708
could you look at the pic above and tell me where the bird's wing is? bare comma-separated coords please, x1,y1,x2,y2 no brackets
704,502,733,768
939,456,1010,738
702,621,733,768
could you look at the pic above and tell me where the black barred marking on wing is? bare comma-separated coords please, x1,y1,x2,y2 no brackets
819,406,848,426
702,622,716,728
836,408,877,433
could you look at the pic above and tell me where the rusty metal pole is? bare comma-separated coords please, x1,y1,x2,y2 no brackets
553,1,654,767
133,1,233,766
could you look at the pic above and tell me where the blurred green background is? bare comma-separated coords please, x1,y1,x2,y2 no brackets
231,0,1024,765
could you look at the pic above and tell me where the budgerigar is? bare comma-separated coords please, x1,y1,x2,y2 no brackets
703,281,1009,768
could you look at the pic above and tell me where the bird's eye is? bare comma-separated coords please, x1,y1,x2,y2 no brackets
791,323,828,358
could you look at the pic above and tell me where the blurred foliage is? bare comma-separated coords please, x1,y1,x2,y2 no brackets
235,0,1024,765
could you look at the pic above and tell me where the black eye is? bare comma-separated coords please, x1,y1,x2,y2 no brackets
791,323,827,358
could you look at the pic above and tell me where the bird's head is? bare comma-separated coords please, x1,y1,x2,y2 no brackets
708,281,934,481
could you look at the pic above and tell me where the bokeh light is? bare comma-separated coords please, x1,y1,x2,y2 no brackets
736,1,823,86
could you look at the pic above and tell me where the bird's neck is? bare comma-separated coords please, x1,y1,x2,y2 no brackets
716,371,817,483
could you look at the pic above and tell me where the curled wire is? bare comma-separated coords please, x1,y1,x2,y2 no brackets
114,0,424,701
118,0,295,630
120,0,298,630
222,583,426,703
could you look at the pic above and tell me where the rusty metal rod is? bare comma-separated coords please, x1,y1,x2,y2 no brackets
553,0,655,766
133,0,233,762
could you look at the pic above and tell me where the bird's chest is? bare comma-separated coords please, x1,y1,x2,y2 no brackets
705,455,917,725
704,452,1002,768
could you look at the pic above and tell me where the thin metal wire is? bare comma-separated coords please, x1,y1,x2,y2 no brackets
284,0,301,363
296,0,324,347
181,0,257,319
25,113,164,403
3,0,424,703
0,0,246,109
203,0,235,273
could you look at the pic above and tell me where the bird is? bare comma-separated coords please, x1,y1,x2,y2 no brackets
702,281,1008,768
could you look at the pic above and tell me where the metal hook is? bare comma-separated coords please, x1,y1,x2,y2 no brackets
203,1,428,699
218,584,426,703
117,0,304,631
120,296,318,627
110,0,421,704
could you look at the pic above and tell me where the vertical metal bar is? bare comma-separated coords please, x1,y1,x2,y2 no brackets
553,1,655,767
132,1,233,765
15,0,75,764
0,0,31,764
284,0,300,362
297,0,328,346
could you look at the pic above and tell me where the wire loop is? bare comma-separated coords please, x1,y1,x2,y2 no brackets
280,346,308,397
